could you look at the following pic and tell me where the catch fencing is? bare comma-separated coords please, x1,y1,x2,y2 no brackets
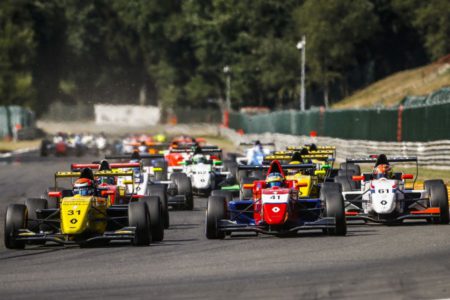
229,87,450,142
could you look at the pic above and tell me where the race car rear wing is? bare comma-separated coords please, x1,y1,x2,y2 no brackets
71,163,141,171
345,157,418,164
105,154,164,160
274,150,335,155
55,170,134,178
265,154,332,161
169,148,222,154
54,170,134,189
239,142,275,146
287,145,336,150
173,144,219,150
237,163,315,171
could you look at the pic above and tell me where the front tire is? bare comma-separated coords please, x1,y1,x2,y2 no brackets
322,190,347,236
171,173,194,210
140,196,164,242
128,201,151,246
25,198,47,232
4,204,27,249
211,190,233,204
206,196,226,239
425,180,449,224
148,185,169,229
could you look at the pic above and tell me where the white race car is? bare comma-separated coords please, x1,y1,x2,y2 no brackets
336,155,449,224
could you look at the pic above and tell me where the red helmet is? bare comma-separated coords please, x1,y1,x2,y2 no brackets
73,178,95,196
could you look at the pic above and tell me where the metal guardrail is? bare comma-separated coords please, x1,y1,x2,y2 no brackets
220,127,450,169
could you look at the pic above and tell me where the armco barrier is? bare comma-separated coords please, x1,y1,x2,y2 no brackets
229,88,450,142
220,127,450,169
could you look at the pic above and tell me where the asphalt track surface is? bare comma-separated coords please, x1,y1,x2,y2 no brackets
1,152,450,299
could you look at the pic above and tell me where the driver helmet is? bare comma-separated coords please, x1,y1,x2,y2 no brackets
266,172,284,188
373,164,392,179
130,159,141,177
287,161,301,175
73,178,95,196
193,154,206,164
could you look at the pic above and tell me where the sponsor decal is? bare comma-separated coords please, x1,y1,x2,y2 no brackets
272,206,280,213
70,218,78,224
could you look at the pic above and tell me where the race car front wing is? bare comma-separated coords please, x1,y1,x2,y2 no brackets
217,217,336,235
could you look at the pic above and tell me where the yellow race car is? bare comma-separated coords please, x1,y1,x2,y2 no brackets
264,153,333,198
4,169,163,249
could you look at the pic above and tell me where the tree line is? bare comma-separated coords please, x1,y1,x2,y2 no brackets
0,0,448,116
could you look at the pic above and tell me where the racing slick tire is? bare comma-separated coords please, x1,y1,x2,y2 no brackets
171,173,194,210
148,184,169,229
322,190,347,236
211,190,233,204
223,160,238,179
4,204,27,249
25,198,48,234
206,196,226,239
128,201,151,246
321,182,343,194
154,160,168,181
333,176,357,192
425,180,449,224
140,196,164,242
339,163,361,176
240,177,257,200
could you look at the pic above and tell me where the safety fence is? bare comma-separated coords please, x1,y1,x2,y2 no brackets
229,87,450,142
220,127,450,169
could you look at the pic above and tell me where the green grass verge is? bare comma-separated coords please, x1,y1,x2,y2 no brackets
0,139,41,152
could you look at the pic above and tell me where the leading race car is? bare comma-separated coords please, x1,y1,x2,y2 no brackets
205,160,346,239
338,155,449,224
4,168,163,249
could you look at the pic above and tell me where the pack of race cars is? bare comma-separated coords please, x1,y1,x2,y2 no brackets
4,135,449,249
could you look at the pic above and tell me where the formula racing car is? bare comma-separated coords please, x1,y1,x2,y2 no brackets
205,160,346,239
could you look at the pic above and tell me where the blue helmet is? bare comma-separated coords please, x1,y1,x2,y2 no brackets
266,172,284,188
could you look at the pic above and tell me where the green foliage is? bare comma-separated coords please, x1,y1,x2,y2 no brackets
0,0,447,114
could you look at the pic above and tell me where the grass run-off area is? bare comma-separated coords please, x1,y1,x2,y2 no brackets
333,61,450,108
0,139,40,153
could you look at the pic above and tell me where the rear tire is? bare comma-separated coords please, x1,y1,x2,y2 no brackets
154,160,168,181
4,204,27,249
171,173,194,210
340,163,361,175
321,182,342,194
206,196,226,239
148,185,169,229
425,180,449,224
240,177,257,199
334,176,357,192
211,190,233,204
322,190,346,236
223,160,238,179
128,201,151,246
140,196,164,242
